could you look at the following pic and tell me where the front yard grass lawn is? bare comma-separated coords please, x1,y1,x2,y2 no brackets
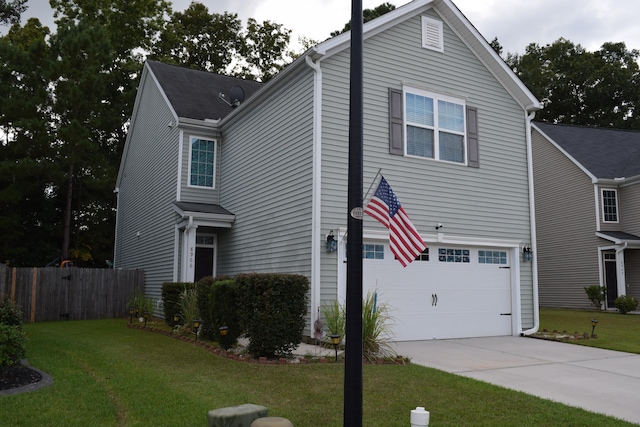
539,307,640,354
0,317,636,426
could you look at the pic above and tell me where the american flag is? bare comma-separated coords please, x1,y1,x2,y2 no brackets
364,176,426,267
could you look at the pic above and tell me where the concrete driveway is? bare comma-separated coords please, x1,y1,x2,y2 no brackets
393,336,640,425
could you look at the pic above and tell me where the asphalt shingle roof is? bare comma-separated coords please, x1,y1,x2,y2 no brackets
147,60,263,121
534,122,640,179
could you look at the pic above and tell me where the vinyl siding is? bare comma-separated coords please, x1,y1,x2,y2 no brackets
624,249,640,300
319,10,535,328
532,129,601,309
620,183,640,233
115,72,179,306
620,184,640,301
217,68,315,277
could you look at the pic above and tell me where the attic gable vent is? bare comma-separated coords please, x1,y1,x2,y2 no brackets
422,16,443,52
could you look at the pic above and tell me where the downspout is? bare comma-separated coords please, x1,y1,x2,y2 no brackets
306,55,323,338
522,111,540,335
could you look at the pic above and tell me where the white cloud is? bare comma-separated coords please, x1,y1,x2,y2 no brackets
8,0,640,54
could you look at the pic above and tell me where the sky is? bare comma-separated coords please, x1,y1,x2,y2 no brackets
6,0,640,55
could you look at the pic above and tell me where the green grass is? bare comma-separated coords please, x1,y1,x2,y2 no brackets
539,307,640,353
1,317,636,426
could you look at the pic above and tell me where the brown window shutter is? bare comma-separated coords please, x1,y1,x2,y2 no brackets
466,106,479,168
389,88,404,155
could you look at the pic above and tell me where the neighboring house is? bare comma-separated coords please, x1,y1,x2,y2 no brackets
115,0,542,341
532,122,640,310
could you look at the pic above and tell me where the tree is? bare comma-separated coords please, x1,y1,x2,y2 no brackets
150,3,242,73
331,2,396,36
508,38,640,129
0,0,26,25
151,2,292,82
0,19,61,266
234,18,291,82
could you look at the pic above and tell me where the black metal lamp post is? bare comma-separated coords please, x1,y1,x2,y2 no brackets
330,334,341,362
129,307,134,324
173,313,180,325
143,310,149,327
219,326,229,349
591,319,598,337
193,319,201,341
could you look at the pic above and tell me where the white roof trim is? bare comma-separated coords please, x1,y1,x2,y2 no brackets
311,0,541,112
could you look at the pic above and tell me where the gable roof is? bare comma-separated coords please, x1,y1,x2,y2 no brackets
311,0,541,112
146,60,263,121
534,121,640,180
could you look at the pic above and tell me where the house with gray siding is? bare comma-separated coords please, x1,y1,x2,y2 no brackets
533,122,640,311
115,0,542,341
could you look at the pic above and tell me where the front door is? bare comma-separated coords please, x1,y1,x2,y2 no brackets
604,252,618,307
194,234,215,282
194,247,214,282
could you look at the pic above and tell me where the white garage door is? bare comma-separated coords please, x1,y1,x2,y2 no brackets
362,243,513,341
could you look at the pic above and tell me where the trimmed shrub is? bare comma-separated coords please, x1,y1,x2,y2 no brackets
0,296,26,372
197,277,242,349
237,273,309,358
614,295,638,314
161,282,196,326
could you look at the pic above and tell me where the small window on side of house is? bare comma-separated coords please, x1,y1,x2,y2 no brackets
601,189,619,223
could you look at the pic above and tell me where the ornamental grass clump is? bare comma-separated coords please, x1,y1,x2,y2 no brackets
0,295,26,372
362,290,396,362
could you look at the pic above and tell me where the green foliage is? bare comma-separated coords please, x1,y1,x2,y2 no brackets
321,300,345,338
362,291,396,362
197,277,241,349
507,38,640,129
0,0,27,25
584,285,606,309
127,292,154,318
237,273,309,358
177,287,200,333
161,282,196,325
322,292,396,362
614,295,638,314
0,296,26,371
0,294,23,326
331,2,396,36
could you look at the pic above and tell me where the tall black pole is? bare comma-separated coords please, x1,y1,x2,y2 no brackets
344,0,363,426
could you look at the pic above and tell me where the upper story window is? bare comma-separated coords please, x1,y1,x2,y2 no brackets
601,189,619,222
189,136,216,188
421,16,443,52
405,89,466,164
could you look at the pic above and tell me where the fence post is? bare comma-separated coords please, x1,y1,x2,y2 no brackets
30,267,38,323
11,267,17,302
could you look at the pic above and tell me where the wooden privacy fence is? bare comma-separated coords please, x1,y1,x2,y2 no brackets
0,265,144,323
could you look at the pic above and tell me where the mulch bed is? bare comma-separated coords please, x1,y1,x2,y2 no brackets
0,363,42,391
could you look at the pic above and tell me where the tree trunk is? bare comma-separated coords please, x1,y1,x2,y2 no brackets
62,162,74,259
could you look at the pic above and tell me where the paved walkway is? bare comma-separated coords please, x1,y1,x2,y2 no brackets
392,336,640,425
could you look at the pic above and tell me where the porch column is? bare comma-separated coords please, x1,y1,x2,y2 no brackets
181,218,198,282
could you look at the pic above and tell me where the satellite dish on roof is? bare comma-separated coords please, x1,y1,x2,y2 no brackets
218,86,245,108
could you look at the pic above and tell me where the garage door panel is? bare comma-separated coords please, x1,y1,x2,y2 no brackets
362,244,513,341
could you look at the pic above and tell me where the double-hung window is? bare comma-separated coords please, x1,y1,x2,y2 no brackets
405,89,466,164
601,189,619,222
189,136,216,188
